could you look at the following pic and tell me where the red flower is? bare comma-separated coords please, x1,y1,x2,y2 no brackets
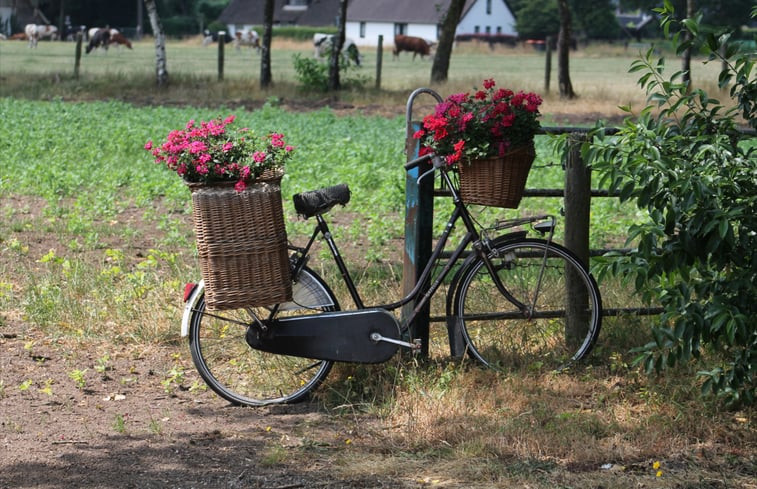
413,79,542,162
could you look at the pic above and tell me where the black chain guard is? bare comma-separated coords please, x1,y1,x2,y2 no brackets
246,309,400,363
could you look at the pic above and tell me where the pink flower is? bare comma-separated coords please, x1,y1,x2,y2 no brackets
483,78,496,89
234,180,247,192
147,114,293,192
189,141,207,154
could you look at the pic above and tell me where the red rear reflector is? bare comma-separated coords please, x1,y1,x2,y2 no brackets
183,283,196,302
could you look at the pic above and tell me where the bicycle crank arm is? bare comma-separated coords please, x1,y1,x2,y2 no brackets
370,333,422,352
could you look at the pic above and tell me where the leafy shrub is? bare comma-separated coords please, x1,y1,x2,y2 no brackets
589,2,756,405
292,53,368,92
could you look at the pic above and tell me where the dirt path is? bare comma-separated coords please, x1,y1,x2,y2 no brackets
0,331,415,489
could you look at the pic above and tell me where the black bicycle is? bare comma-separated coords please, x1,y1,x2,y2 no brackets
181,153,602,406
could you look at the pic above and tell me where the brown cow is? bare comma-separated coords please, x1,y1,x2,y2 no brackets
393,35,435,60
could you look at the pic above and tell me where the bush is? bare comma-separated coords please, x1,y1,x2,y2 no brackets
292,52,368,92
588,3,757,405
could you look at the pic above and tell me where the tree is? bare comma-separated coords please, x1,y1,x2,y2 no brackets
144,0,168,87
260,0,273,88
430,0,466,84
327,0,348,91
557,0,576,98
515,0,560,40
590,4,757,405
571,0,620,39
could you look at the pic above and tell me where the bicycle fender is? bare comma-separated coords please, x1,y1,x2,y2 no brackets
181,280,205,337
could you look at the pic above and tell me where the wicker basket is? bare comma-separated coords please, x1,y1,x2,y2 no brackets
188,170,291,310
458,143,536,208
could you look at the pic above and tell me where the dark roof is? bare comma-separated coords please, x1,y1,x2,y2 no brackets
218,0,347,27
219,0,516,27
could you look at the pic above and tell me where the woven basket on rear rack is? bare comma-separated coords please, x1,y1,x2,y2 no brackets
457,143,536,208
188,170,291,310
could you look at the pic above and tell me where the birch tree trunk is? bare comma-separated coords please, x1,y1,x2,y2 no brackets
260,0,274,88
144,0,168,87
327,0,348,91
430,0,466,84
557,0,576,99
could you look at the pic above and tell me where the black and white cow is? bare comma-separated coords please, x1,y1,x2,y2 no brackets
313,33,361,66
202,29,233,47
85,28,110,54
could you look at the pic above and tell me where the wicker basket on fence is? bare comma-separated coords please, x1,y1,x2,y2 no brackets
188,170,291,310
457,143,536,208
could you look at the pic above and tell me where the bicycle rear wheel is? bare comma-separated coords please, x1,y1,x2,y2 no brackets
454,238,601,371
188,266,339,406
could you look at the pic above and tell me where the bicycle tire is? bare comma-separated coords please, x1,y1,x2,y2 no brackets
453,238,602,371
188,265,339,406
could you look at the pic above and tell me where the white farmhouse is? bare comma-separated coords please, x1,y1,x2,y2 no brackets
217,0,519,47
346,0,518,46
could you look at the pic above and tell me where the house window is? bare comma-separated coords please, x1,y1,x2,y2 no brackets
474,26,480,34
283,0,308,10
486,0,492,14
360,22,366,38
496,26,502,34
485,26,491,34
394,23,407,35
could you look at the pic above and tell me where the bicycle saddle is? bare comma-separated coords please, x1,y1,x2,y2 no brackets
293,183,351,218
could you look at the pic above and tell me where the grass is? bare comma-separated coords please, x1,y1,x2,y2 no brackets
0,37,754,487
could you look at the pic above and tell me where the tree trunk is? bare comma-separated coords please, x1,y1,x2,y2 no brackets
327,0,348,91
682,0,695,90
430,0,466,84
260,0,274,88
144,0,168,87
557,0,576,99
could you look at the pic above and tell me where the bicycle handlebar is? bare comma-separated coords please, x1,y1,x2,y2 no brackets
404,153,433,170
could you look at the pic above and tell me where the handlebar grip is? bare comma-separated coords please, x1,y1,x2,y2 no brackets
404,153,433,171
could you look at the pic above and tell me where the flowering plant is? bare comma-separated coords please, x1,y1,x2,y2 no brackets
145,115,294,192
413,79,543,164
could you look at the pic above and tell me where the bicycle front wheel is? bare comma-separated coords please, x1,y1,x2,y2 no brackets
188,266,339,406
454,238,601,371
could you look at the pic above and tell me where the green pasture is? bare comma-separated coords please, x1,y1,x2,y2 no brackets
0,37,723,98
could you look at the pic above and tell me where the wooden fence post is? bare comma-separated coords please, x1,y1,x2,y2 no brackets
375,35,383,90
217,31,225,81
74,31,83,79
564,133,591,342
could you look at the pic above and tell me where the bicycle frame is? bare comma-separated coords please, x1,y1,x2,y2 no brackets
284,165,548,341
